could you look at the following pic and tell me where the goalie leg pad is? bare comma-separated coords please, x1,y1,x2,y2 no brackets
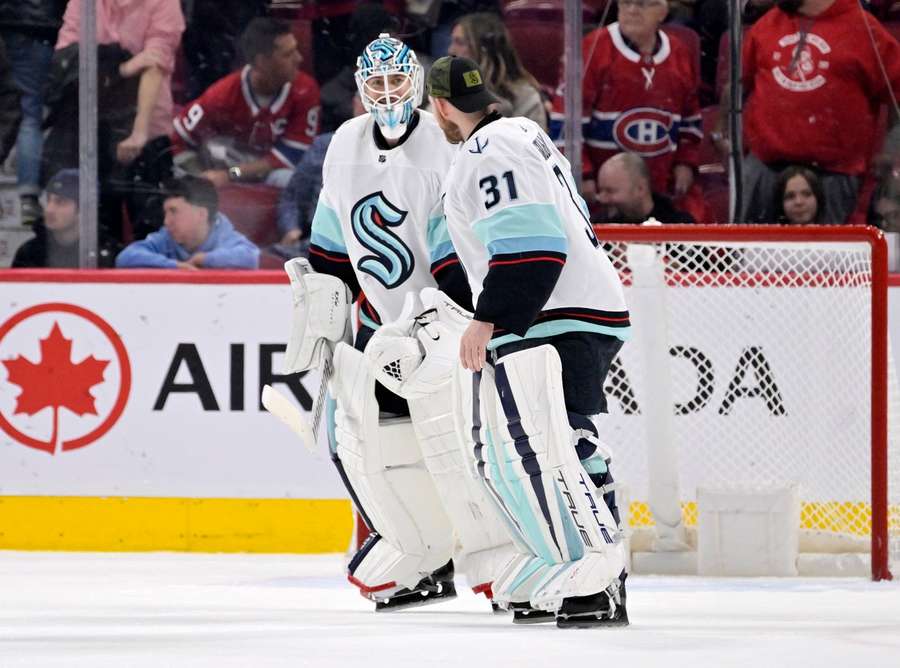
330,343,455,593
407,387,518,594
484,345,627,610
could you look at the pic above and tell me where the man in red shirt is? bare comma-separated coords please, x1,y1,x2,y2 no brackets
171,17,320,188
737,0,900,223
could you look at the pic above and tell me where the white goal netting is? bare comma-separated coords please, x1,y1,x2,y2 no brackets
595,226,899,579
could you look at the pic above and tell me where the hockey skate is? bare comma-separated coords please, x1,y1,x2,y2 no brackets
509,601,555,625
372,561,457,612
555,578,628,629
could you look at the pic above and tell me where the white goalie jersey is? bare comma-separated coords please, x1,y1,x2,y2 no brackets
441,116,631,348
309,111,460,329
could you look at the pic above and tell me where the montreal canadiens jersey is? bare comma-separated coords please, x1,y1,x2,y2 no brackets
309,111,461,328
550,22,701,191
172,66,320,169
442,115,630,349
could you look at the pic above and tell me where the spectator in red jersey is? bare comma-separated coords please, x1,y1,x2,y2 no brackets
773,166,825,225
550,0,707,222
729,0,900,224
171,18,320,189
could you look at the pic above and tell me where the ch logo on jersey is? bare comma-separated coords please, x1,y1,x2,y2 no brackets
351,192,415,289
771,32,830,93
612,108,675,157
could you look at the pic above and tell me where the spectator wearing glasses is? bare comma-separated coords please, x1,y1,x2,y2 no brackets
551,0,706,223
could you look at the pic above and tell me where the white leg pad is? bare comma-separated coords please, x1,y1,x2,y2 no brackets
489,554,552,608
529,553,624,611
331,343,454,592
483,345,626,608
408,386,518,593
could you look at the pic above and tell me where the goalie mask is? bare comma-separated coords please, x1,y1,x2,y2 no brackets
355,34,423,140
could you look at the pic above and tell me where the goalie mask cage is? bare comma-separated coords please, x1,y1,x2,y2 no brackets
594,224,897,581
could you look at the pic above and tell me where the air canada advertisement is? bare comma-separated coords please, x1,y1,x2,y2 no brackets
1,276,898,501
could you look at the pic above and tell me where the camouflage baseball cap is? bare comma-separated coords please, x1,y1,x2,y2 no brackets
427,56,499,113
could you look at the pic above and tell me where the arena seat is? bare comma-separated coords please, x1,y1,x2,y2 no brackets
217,184,281,248
259,250,288,269
885,4,900,22
697,105,724,173
503,0,598,90
662,23,701,87
885,20,900,41
696,172,730,224
290,20,316,76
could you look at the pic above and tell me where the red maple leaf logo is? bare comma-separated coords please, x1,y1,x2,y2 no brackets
2,322,109,455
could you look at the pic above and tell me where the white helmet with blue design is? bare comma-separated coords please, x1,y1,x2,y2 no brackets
355,33,423,140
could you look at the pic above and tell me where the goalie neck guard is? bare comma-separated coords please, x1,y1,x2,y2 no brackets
355,33,423,140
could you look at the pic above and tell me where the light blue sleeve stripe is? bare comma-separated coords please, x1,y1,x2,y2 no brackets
310,201,347,253
489,319,632,350
473,203,567,251
426,215,452,249
427,214,457,264
487,235,568,257
430,240,456,265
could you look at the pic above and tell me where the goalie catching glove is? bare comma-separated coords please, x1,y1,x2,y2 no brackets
282,258,353,374
365,288,471,399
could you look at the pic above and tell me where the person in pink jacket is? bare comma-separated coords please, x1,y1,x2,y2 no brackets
56,0,185,165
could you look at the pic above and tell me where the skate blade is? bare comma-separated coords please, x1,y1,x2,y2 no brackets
374,584,457,612
512,609,555,625
556,612,630,629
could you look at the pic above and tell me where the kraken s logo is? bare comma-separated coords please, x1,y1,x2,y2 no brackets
351,192,415,289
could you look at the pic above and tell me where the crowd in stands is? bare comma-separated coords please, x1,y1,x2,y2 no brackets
1,0,899,270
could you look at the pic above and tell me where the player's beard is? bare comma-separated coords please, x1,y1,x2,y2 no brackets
434,107,464,144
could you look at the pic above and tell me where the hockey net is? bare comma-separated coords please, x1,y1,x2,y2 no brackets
595,224,898,580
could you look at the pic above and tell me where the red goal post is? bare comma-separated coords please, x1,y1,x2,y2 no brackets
594,224,894,581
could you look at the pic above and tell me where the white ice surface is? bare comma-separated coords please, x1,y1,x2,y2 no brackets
1,552,899,668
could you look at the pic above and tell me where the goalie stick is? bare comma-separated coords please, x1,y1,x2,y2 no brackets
261,348,334,453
